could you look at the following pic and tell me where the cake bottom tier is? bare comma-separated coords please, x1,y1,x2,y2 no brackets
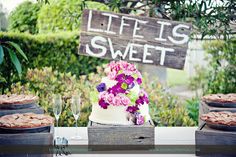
89,103,150,125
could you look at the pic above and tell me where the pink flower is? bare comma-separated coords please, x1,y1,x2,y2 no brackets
108,61,116,69
123,70,133,76
106,93,115,104
119,61,129,69
127,64,136,71
108,71,117,80
99,91,107,99
120,95,131,106
114,65,121,72
136,114,145,125
112,96,122,106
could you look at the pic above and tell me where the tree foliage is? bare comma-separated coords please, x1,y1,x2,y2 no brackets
203,38,236,94
95,0,235,39
0,41,28,93
37,0,109,33
8,1,41,34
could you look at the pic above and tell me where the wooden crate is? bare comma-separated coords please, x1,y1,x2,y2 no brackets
0,125,54,157
199,101,236,126
88,120,155,150
195,123,236,157
0,104,44,117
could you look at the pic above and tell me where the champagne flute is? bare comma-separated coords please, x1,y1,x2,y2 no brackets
53,94,62,137
70,94,82,140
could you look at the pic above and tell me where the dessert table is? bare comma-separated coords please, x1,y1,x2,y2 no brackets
55,127,197,157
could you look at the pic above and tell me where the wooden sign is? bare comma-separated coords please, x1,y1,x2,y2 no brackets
79,9,192,69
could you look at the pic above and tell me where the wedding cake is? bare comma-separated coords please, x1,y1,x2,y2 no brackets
89,61,151,125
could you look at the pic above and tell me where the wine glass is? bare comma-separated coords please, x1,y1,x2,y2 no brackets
70,94,82,140
52,94,62,137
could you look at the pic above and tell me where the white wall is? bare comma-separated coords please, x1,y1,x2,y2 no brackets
0,0,36,14
185,40,208,77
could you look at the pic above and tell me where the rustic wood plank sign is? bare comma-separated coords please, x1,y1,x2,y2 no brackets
79,9,192,69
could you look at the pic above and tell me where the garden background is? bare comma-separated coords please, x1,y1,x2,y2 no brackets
0,0,235,127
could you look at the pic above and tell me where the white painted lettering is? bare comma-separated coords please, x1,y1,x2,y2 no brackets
129,43,142,62
143,44,154,63
133,19,148,38
108,38,130,59
87,10,103,32
119,16,135,35
155,46,174,65
102,13,119,34
168,24,190,45
86,36,107,57
155,21,171,42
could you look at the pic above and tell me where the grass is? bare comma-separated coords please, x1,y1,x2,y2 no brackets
167,68,189,86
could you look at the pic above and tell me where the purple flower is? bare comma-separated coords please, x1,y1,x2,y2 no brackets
134,112,140,117
116,73,126,82
142,95,149,104
135,90,149,105
116,84,126,93
108,87,116,95
137,78,142,85
108,83,126,95
135,97,144,105
96,83,106,92
116,74,134,86
125,75,134,85
98,99,109,109
136,114,145,125
128,82,135,89
126,106,139,114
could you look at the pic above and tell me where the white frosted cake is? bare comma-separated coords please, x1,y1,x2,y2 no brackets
89,61,151,125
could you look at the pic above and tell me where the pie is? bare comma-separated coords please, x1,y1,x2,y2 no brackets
0,113,54,128
202,93,236,103
0,94,38,105
200,111,236,126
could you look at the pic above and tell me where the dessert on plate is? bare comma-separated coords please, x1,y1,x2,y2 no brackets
0,113,54,128
89,61,151,125
200,111,236,126
0,94,38,105
202,93,236,103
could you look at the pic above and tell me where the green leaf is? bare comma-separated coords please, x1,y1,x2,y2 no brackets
0,46,4,64
90,91,98,103
121,82,128,89
7,41,28,61
6,48,22,77
0,75,6,83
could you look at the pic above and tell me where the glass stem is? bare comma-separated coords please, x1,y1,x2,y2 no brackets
76,118,78,137
56,118,59,137
57,119,59,128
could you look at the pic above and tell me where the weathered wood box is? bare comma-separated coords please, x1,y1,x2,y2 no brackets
195,123,236,157
0,125,54,157
88,121,155,150
199,101,236,126
0,102,44,117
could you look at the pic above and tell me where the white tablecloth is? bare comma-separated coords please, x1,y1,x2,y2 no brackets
55,127,197,157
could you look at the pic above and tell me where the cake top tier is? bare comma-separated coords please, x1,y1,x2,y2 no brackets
104,61,142,85
95,61,149,125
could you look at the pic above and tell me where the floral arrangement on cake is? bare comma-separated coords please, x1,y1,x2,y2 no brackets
96,61,149,125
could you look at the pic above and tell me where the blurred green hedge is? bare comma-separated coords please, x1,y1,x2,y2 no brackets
0,31,107,77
